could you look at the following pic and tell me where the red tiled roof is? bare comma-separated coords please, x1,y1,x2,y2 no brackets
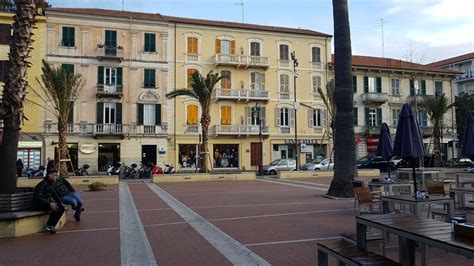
331,54,458,75
47,8,331,37
426,52,474,68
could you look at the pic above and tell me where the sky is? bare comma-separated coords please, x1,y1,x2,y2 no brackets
48,0,474,63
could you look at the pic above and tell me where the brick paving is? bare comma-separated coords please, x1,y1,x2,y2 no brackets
0,179,472,265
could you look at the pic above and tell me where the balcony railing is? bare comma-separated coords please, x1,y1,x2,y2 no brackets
421,126,433,136
213,124,269,136
247,56,269,68
44,122,168,137
213,88,269,101
94,124,124,135
279,92,291,100
184,124,200,134
280,127,291,134
97,46,124,62
214,54,246,66
455,70,473,82
97,84,123,98
127,124,167,135
362,92,388,104
365,126,381,135
44,122,95,135
185,53,199,62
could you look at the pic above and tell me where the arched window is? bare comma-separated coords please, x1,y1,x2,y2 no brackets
187,105,199,125
187,37,198,54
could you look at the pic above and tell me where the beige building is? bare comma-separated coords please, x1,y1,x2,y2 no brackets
44,9,171,173
428,53,474,95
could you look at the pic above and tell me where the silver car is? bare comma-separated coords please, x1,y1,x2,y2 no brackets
314,158,334,171
263,159,296,175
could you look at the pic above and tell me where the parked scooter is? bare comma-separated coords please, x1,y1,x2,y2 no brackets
26,166,46,178
138,162,153,179
125,163,139,179
106,163,121,176
76,164,90,176
163,163,175,174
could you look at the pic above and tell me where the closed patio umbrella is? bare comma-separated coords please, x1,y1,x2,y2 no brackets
462,112,474,160
393,104,426,196
377,122,393,179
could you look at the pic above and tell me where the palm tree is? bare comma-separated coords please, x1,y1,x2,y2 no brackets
327,0,357,198
423,93,450,167
0,0,38,194
166,71,221,173
30,60,85,176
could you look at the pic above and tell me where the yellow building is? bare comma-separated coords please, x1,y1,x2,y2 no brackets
0,7,47,170
168,16,332,172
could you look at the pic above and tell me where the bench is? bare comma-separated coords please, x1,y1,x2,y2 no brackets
0,210,67,238
317,239,401,266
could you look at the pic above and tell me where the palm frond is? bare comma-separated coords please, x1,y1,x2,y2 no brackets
166,89,198,100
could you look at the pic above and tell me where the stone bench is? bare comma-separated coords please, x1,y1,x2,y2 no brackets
0,210,67,238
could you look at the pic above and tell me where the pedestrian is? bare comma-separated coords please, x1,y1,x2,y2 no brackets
46,157,55,176
55,175,84,221
31,169,65,234
16,159,24,177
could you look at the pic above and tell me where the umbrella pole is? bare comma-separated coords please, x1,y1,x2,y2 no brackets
412,158,418,198
387,160,391,179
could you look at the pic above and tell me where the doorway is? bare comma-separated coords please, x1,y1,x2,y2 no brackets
251,142,262,168
98,143,120,172
142,145,157,165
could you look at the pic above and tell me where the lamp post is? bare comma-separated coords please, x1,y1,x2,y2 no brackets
291,51,299,170
252,103,263,176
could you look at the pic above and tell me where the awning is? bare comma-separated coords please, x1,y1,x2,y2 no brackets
18,133,43,148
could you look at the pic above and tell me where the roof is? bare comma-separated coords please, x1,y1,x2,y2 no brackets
331,54,459,75
47,8,331,37
426,52,474,68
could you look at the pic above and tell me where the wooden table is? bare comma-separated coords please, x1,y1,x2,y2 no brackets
368,182,414,195
356,213,474,266
396,169,441,189
382,194,454,219
450,187,474,208
456,173,474,188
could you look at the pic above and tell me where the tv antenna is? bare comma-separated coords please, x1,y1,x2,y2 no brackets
235,0,244,23
122,0,124,11
377,18,387,57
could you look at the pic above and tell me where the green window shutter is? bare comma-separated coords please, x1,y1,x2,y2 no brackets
98,66,104,84
97,102,104,124
155,104,161,125
352,76,357,92
410,80,415,96
422,111,428,127
137,104,143,125
144,69,155,88
144,33,156,52
363,76,369,93
376,77,382,93
62,27,75,47
67,102,74,124
116,103,122,124
105,30,117,47
377,108,382,126
421,80,426,95
61,64,74,75
62,27,68,46
117,67,123,85
353,107,358,126
364,108,369,126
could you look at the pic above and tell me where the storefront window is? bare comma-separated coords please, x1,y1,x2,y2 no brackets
179,144,199,169
98,143,120,172
17,149,41,170
213,144,239,168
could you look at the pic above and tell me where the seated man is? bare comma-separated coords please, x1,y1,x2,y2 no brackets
55,175,84,221
32,169,65,234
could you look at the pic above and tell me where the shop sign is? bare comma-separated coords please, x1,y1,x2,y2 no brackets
300,143,312,153
158,147,166,154
18,141,42,148
285,139,318,145
79,143,96,154
367,138,379,143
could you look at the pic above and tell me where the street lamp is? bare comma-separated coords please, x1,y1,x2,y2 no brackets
291,51,299,170
252,103,263,176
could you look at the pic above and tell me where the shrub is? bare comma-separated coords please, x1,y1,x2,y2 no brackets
88,181,106,191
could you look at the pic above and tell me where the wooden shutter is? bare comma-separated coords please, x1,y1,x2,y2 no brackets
261,73,266,90
116,103,122,124
322,110,327,127
289,108,295,127
421,80,426,95
116,67,123,86
187,105,198,125
377,108,382,126
363,76,369,93
221,106,231,125
245,107,251,125
155,104,161,125
353,107,358,126
376,77,382,93
187,69,196,89
97,102,104,124
98,66,104,84
261,107,266,126
308,109,313,127
352,76,357,92
364,108,369,126
187,37,193,53
67,102,74,124
137,104,143,125
231,40,236,54
275,107,280,126
410,80,415,96
215,39,221,54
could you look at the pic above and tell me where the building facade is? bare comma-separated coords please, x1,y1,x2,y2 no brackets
428,53,474,95
44,9,171,173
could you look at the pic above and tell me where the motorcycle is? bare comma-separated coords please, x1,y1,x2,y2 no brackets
76,164,90,176
125,163,139,179
138,162,153,179
106,163,120,176
26,166,46,178
163,163,175,174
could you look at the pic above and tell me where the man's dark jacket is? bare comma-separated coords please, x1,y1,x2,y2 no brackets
32,179,62,210
55,177,75,197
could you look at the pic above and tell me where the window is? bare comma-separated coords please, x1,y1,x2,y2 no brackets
250,42,260,56
353,108,358,126
250,72,265,90
213,144,239,168
0,24,12,45
61,26,75,47
392,108,400,126
187,37,198,54
435,81,443,96
220,70,231,89
312,75,322,93
279,44,289,60
352,76,357,92
144,69,156,88
279,74,290,99
221,40,230,55
187,105,199,125
179,144,199,169
365,108,382,127
137,103,161,126
391,78,400,95
105,30,117,47
311,47,321,63
144,33,156,52
215,39,235,55
249,106,265,126
410,80,426,96
364,76,382,93
417,110,428,127
98,66,122,86
0,60,9,82
280,108,290,126
61,64,74,75
220,106,232,125
187,68,197,89
309,109,325,127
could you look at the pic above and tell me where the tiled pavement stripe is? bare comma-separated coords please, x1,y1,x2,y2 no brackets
244,236,341,247
192,200,343,209
175,188,302,196
259,178,328,191
279,178,330,187
146,182,270,266
119,182,158,266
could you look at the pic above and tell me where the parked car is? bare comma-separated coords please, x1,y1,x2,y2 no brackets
263,159,296,175
356,156,395,172
389,156,403,168
301,157,324,171
314,158,334,171
446,158,474,167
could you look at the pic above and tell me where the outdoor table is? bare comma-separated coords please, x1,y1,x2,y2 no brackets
368,181,414,195
381,194,454,219
450,187,474,208
356,213,474,266
456,173,474,188
396,169,440,189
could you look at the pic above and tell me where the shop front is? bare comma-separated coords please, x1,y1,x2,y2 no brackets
17,134,43,170
366,137,379,156
98,143,120,172
272,139,327,164
213,144,239,169
178,144,199,170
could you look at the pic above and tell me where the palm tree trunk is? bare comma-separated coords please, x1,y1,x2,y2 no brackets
0,0,37,194
433,123,443,167
200,110,210,173
57,118,69,176
327,0,357,198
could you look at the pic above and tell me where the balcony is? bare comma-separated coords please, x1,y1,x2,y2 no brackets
213,125,270,136
94,124,124,137
362,92,388,104
96,84,123,98
44,121,94,135
408,95,426,104
247,56,269,69
96,45,124,62
184,124,200,134
455,70,474,82
128,124,167,136
365,126,381,135
213,88,269,101
214,54,247,67
421,126,434,137
185,53,199,62
280,127,291,134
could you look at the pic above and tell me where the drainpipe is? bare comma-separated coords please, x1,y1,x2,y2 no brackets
173,22,177,160
129,17,133,126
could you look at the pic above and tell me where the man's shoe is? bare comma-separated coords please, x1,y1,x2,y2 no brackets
44,225,56,234
74,213,81,221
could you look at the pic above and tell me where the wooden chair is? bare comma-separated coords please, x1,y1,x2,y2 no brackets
354,187,382,214
427,181,447,219
352,181,364,212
